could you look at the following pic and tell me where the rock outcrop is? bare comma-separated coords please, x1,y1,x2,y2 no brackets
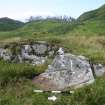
0,42,58,65
0,48,11,61
1,42,105,90
33,48,95,90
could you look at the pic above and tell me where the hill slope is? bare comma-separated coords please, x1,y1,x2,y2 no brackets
0,18,77,41
1,3,105,40
1,4,105,105
78,4,105,21
20,18,77,35
0,17,24,31
0,5,105,64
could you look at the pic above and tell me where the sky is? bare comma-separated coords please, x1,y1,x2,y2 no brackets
0,0,105,21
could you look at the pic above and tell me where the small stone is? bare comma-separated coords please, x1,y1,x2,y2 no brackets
48,96,57,101
93,64,105,77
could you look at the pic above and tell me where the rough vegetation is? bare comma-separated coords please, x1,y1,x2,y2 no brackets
0,4,105,105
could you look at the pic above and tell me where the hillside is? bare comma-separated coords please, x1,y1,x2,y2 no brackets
0,4,105,38
20,18,78,36
0,18,78,42
72,4,105,37
0,5,105,64
78,4,105,21
0,4,105,40
1,4,105,105
0,17,24,31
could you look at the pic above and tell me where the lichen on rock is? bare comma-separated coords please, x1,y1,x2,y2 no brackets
0,41,57,65
33,48,95,90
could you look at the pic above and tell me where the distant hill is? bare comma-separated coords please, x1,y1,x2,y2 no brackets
6,4,105,37
0,4,105,40
73,4,105,35
20,18,77,35
0,17,24,31
78,4,105,21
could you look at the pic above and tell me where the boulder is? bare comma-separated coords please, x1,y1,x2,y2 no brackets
93,64,105,77
33,48,95,90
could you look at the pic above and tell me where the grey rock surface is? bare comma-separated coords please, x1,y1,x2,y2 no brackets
32,44,48,55
38,48,95,90
0,48,11,61
0,42,56,65
93,64,105,77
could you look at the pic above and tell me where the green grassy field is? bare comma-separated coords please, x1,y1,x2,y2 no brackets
0,19,105,64
0,60,105,105
0,4,105,105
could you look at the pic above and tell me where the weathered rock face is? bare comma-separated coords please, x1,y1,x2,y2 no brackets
0,48,11,61
32,44,48,55
0,42,57,65
33,48,95,90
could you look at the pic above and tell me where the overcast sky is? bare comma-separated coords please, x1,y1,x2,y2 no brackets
0,0,105,21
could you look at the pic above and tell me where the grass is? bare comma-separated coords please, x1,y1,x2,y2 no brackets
0,5,105,105
0,19,105,64
1,67,105,105
0,19,105,105
0,60,47,86
1,39,105,104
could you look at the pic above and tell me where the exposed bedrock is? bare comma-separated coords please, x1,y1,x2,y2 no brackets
0,42,58,65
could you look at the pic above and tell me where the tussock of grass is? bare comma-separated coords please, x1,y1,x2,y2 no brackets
0,74,105,105
0,61,47,86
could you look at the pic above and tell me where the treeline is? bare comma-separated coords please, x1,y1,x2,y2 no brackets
27,16,76,23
